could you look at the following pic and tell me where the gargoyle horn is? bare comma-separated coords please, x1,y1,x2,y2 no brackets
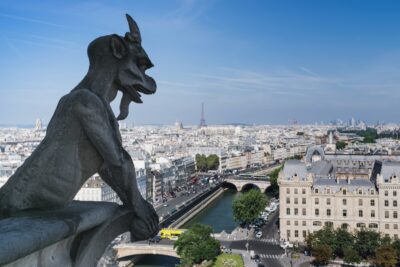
126,14,141,44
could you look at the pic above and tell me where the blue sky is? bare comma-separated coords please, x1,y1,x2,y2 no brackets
1,0,400,125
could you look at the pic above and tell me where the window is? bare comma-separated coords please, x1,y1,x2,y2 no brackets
313,221,322,226
294,188,298,194
394,211,398,219
294,230,298,237
302,188,306,194
343,209,347,217
303,231,307,238
357,223,366,228
327,209,331,217
394,200,398,207
371,210,375,218
286,197,290,204
385,200,389,207
286,188,290,194
294,198,298,204
287,230,290,238
327,188,331,194
359,189,362,195
385,211,389,218
315,209,319,216
394,224,398,230
294,220,298,226
371,199,375,206
302,208,306,216
327,198,331,205
385,224,390,230
394,191,397,197
315,188,319,193
315,198,319,205
341,223,349,229
385,190,388,196
343,199,347,205
325,221,333,227
302,198,306,204
287,220,291,225
370,189,375,195
369,223,378,229
294,208,298,215
359,210,363,217
343,189,347,195
286,208,290,215
302,221,306,226
358,199,363,206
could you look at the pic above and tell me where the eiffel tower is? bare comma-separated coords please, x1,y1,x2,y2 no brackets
199,102,206,128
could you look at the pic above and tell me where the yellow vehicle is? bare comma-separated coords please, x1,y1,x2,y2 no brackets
160,228,187,240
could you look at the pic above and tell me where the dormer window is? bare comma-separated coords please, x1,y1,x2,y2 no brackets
343,189,347,195
315,188,319,194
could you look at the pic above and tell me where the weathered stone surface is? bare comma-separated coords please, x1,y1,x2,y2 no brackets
0,201,120,266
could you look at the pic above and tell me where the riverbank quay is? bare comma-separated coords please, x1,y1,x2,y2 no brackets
169,186,226,228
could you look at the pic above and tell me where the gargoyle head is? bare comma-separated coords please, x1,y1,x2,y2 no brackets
87,14,157,120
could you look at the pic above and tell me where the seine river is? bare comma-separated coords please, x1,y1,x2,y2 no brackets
135,189,239,267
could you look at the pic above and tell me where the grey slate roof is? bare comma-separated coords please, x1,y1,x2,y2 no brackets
380,161,400,181
309,160,333,177
313,178,374,193
283,160,307,180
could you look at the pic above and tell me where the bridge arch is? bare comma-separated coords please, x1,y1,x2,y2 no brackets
241,183,261,192
115,244,179,260
221,181,238,191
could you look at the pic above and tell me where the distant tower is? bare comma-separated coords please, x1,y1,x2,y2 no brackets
199,102,206,128
35,118,42,131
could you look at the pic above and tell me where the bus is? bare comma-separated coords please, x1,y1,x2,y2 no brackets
160,228,187,240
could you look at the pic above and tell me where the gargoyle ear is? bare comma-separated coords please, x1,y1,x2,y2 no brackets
110,35,127,59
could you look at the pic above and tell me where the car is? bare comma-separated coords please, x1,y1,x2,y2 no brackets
257,264,265,267
163,203,168,207
255,231,263,238
280,241,294,249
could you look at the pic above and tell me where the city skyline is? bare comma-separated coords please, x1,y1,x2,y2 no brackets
2,1,400,125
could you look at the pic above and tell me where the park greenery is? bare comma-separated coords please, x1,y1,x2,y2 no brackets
213,253,244,267
195,154,220,172
266,166,282,198
174,224,221,266
335,140,347,150
306,225,400,266
232,189,268,225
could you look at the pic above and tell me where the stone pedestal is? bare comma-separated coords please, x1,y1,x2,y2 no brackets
0,201,135,267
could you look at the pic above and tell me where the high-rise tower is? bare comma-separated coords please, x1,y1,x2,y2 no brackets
199,102,206,128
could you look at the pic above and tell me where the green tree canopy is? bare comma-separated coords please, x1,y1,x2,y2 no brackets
313,244,332,266
334,227,354,258
232,189,268,225
354,229,380,259
336,140,347,150
174,224,221,266
343,246,361,264
265,166,282,198
195,154,219,172
373,245,397,267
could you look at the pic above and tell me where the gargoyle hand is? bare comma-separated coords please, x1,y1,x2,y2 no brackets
130,197,160,241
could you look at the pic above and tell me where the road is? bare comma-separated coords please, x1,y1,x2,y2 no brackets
154,182,217,219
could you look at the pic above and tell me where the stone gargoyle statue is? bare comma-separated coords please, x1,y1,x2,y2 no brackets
0,14,159,240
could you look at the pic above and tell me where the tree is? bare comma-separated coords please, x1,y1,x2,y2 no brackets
334,227,354,258
265,166,282,198
232,189,268,225
392,239,400,261
343,246,361,264
373,245,397,267
313,244,332,266
206,154,219,170
336,141,347,150
354,229,380,259
195,154,219,172
174,224,220,266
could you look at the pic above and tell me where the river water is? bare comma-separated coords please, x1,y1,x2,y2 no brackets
134,189,239,267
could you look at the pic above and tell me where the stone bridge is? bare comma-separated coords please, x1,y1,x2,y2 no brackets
222,178,271,192
115,243,178,259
